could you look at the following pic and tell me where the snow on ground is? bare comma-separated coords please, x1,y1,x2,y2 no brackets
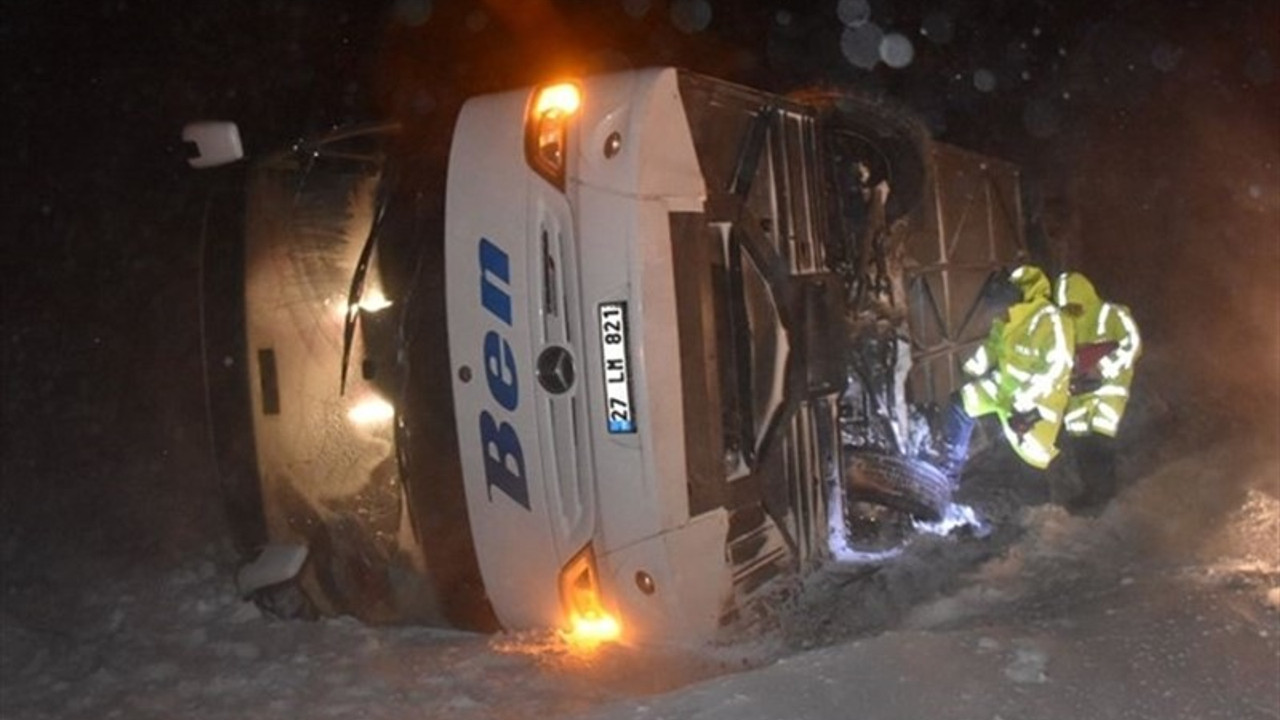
583,431,1280,720
0,537,753,720
3,412,1278,719
0,528,782,720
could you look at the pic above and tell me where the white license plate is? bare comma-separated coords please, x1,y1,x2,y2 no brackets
598,302,636,434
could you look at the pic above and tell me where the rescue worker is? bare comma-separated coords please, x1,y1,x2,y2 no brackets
936,265,1075,483
1054,271,1143,510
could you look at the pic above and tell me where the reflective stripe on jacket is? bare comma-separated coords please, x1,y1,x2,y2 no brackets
961,266,1075,468
1056,272,1142,437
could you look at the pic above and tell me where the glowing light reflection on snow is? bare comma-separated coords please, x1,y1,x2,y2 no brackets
828,493,988,565
913,503,990,538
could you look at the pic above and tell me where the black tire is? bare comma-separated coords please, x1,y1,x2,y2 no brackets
843,451,953,522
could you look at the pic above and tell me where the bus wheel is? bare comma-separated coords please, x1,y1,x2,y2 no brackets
843,452,952,522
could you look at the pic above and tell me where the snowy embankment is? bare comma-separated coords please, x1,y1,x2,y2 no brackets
3,423,1278,719
0,538,719,720
583,432,1280,720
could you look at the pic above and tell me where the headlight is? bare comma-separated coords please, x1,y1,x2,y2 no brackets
524,81,582,189
558,544,621,649
347,394,394,426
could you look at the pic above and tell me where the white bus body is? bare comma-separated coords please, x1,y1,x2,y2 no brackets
446,69,737,643
201,67,1025,645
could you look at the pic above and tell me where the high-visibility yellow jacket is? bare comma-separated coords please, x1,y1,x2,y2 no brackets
1055,272,1142,437
960,265,1075,468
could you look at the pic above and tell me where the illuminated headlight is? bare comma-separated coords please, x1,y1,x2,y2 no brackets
524,82,581,189
358,288,392,313
347,394,394,426
558,544,621,649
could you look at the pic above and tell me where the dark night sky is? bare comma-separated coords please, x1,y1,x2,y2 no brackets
2,0,1277,556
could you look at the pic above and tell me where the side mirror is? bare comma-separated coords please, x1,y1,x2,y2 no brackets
182,121,244,168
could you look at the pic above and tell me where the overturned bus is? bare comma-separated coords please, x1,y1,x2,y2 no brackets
191,67,1026,647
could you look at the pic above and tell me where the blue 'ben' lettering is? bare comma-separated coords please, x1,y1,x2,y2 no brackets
479,238,513,325
477,238,531,511
483,331,518,411
479,411,530,509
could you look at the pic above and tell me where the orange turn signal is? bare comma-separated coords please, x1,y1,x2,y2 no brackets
557,544,621,650
525,82,582,189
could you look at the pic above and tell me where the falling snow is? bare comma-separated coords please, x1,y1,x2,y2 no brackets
837,0,872,29
841,23,884,70
879,33,915,69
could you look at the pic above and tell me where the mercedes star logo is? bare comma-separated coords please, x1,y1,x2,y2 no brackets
536,345,575,395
